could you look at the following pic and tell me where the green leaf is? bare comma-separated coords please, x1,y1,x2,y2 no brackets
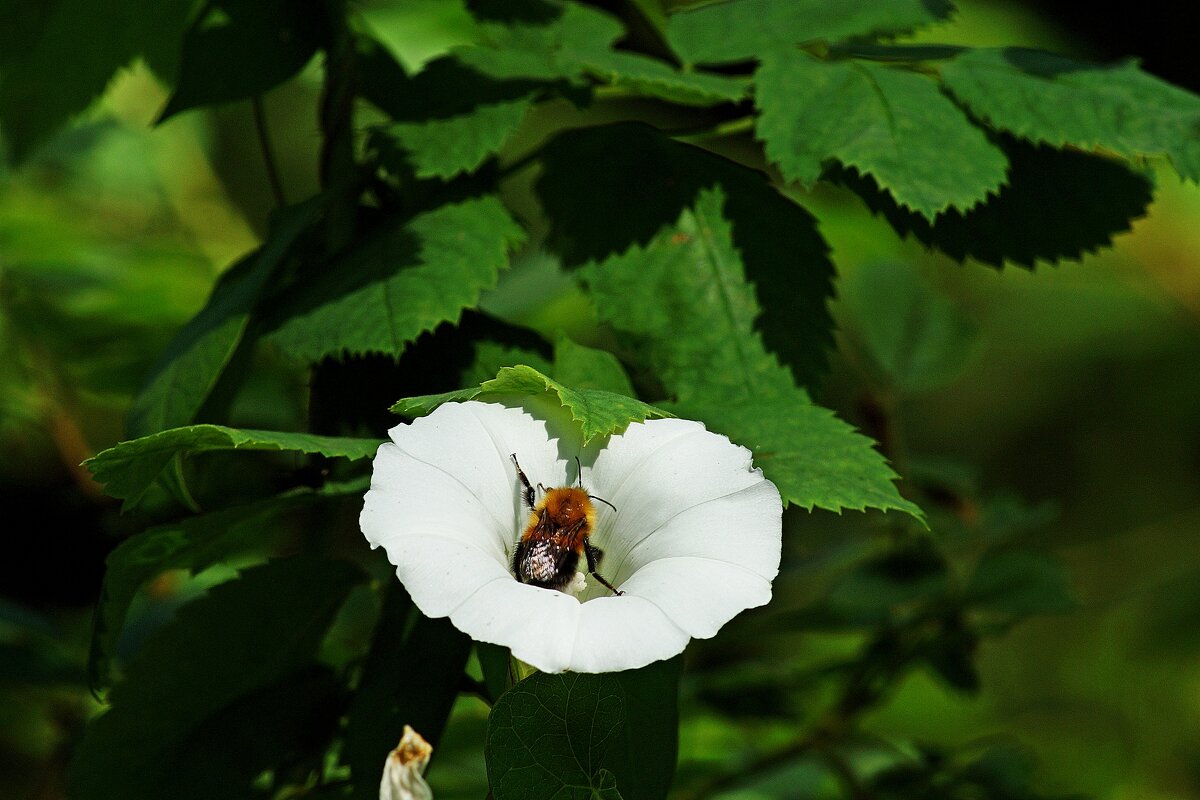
831,136,1154,269
486,672,626,800
581,186,795,401
965,549,1075,618
88,485,363,692
839,261,979,393
939,47,1200,182
607,657,682,800
755,49,1007,218
673,395,923,519
391,365,671,444
85,424,380,505
666,0,955,65
537,122,834,388
344,586,471,800
128,197,322,437
463,341,554,386
455,2,744,106
0,0,192,162
552,335,634,396
263,196,526,362
159,0,324,120
378,95,533,179
68,556,364,800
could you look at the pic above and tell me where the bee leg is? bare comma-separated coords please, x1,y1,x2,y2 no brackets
585,542,624,596
510,454,535,508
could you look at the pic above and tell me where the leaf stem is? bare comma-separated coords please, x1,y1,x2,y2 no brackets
670,115,756,144
252,95,287,208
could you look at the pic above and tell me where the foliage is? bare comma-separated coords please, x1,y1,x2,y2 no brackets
2,0,1198,798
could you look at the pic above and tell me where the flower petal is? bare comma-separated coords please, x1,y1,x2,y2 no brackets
569,595,691,673
450,578,581,673
620,557,773,639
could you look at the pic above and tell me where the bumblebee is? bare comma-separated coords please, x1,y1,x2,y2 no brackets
510,454,622,595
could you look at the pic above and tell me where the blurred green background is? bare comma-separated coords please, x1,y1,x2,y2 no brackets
2,1,1198,798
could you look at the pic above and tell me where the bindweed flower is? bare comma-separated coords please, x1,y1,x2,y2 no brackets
361,399,782,673
380,725,433,800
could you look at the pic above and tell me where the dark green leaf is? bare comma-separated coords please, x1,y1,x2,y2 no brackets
0,0,192,161
264,196,526,362
88,485,362,692
486,672,626,800
839,261,979,392
344,586,471,800
965,549,1075,618
159,0,324,120
552,335,635,396
755,49,1007,218
378,96,533,179
940,47,1200,182
128,197,322,437
85,424,380,505
607,657,682,800
537,122,834,388
68,556,364,800
391,365,671,444
832,136,1154,268
666,0,955,65
815,541,949,627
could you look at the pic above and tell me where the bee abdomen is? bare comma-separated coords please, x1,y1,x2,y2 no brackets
513,539,579,590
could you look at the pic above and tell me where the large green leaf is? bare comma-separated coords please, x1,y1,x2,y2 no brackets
0,0,192,162
454,2,745,106
68,556,364,800
755,49,1007,218
940,47,1200,182
85,425,380,505
128,197,322,437
581,186,794,401
666,0,955,65
88,484,364,692
392,365,671,444
831,136,1154,269
159,0,324,120
263,196,525,362
536,122,834,389
552,335,635,396
343,587,471,800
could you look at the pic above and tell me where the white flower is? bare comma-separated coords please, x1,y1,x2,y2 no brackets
360,398,782,673
380,725,433,800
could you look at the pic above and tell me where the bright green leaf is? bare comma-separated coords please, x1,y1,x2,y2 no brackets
666,0,955,65
0,0,192,161
579,50,747,106
462,341,554,387
832,136,1154,269
159,0,323,120
840,261,979,393
85,425,380,505
128,197,322,437
264,196,525,361
581,186,795,401
940,47,1200,182
755,49,1007,218
378,95,533,178
552,335,634,396
391,365,671,444
68,556,364,800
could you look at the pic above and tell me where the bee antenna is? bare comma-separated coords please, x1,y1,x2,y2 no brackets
589,495,617,513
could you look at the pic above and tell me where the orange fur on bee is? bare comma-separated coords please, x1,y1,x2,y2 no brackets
521,487,597,552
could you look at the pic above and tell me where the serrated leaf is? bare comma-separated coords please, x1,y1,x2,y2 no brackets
0,0,192,162
666,0,955,65
88,485,363,692
462,341,554,387
537,122,834,388
840,261,979,393
672,395,923,519
391,365,671,444
344,587,471,800
85,425,380,505
552,335,634,396
486,672,626,800
378,96,532,179
755,49,1007,218
263,196,525,361
940,47,1200,182
128,197,322,437
831,136,1154,269
581,186,795,401
579,49,747,106
159,0,323,120
68,556,364,800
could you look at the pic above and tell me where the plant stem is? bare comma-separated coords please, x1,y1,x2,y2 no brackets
670,115,756,144
252,95,287,208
